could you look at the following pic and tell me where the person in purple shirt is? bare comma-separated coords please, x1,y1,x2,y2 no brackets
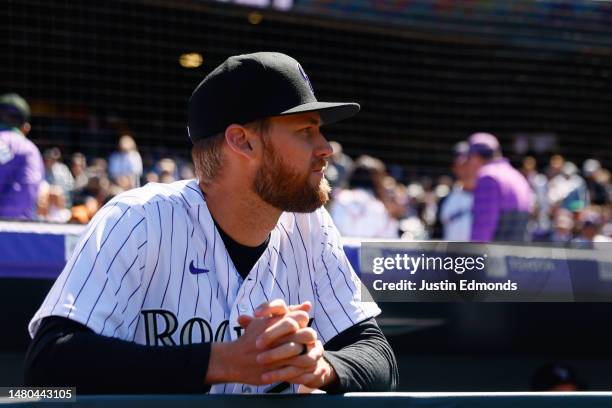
0,93,44,220
466,132,533,242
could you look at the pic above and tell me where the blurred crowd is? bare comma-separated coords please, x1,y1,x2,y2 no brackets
35,137,195,224
326,135,611,246
0,93,195,225
1,93,610,245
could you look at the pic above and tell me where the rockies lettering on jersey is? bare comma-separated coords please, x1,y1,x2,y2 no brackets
29,179,380,394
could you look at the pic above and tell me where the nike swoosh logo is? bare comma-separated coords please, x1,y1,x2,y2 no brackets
189,260,209,274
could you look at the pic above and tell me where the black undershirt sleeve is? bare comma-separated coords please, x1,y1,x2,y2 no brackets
24,316,212,394
321,317,399,393
24,316,397,394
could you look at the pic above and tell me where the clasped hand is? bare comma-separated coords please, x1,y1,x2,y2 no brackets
206,299,336,389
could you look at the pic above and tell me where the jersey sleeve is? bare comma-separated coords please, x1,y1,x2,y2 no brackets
24,143,44,185
29,200,148,339
310,208,381,343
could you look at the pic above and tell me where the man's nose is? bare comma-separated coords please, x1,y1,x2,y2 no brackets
314,131,333,158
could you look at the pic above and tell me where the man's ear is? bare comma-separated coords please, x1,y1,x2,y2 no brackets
224,124,254,158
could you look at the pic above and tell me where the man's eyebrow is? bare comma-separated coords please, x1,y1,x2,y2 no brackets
307,117,321,126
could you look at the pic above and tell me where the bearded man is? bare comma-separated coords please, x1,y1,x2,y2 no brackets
25,52,398,394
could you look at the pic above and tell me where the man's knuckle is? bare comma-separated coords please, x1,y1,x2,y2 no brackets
303,328,317,340
272,299,287,308
286,319,300,331
294,310,309,320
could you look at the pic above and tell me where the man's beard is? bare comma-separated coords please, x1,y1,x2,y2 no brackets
254,138,331,213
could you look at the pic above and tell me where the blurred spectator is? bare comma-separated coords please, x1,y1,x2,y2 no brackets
43,147,74,206
70,152,89,191
416,177,437,228
430,175,451,239
573,207,611,246
546,154,565,179
106,183,125,204
530,362,586,391
548,161,588,212
156,158,177,184
381,174,410,220
179,162,195,180
330,155,399,238
89,157,108,177
37,183,71,223
521,156,551,234
141,152,155,176
144,171,160,184
603,220,612,240
467,133,533,242
70,196,98,224
325,141,353,191
564,162,589,211
401,182,429,240
582,159,609,206
114,174,134,191
0,93,44,220
439,142,474,241
534,208,574,244
36,182,49,220
552,210,575,244
108,134,142,189
520,156,537,181
77,175,112,208
604,170,612,204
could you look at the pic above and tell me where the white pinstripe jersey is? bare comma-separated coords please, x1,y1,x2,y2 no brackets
29,179,380,394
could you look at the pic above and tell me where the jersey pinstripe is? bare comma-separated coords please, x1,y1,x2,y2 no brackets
29,179,380,394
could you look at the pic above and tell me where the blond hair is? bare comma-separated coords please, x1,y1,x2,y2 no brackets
191,119,269,184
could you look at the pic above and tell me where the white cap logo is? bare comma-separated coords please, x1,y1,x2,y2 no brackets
297,63,314,94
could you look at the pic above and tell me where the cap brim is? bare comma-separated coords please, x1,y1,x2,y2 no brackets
279,101,360,125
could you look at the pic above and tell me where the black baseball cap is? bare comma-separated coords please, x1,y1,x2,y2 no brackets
187,52,360,142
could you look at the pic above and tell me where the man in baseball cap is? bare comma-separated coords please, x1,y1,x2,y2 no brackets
439,141,475,241
0,93,44,220
26,53,396,394
184,52,394,391
466,132,533,241
189,52,361,215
